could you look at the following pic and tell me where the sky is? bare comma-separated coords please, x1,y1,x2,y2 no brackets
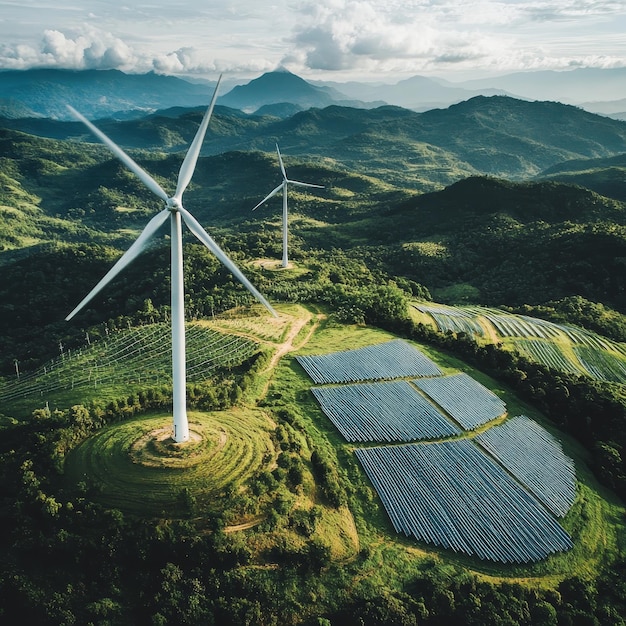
1,0,626,82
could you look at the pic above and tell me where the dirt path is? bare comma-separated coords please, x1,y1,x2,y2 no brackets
255,308,325,401
266,308,324,370
224,514,266,533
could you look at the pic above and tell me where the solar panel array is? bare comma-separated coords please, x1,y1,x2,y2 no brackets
297,339,577,563
311,381,461,442
355,440,574,563
413,373,506,430
296,339,442,384
475,415,577,517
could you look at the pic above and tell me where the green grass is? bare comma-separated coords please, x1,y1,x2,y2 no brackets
0,322,260,419
29,302,624,588
64,408,276,518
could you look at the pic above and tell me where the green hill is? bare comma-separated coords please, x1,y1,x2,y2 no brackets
539,153,626,202
4,105,626,624
374,177,626,308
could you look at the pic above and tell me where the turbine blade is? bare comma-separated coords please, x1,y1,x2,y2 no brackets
179,207,277,317
174,74,223,200
289,180,324,189
66,105,169,202
252,183,283,210
276,143,287,180
66,209,170,321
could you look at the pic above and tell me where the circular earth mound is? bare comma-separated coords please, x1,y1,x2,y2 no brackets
64,409,275,518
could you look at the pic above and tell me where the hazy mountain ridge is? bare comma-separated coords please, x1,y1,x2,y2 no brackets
458,67,626,106
3,95,626,190
217,69,378,112
0,68,218,120
4,66,626,121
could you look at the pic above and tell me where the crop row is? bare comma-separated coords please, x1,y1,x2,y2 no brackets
468,309,561,339
413,373,506,430
296,339,442,384
311,381,461,443
0,324,259,403
514,339,583,376
355,440,573,563
574,346,626,383
475,415,577,517
415,305,485,337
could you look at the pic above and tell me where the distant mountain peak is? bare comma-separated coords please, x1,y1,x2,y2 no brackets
219,70,335,112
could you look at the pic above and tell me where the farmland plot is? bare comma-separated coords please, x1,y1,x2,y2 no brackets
475,415,576,517
514,339,583,376
311,381,461,442
414,304,485,337
413,373,506,430
355,440,573,563
465,308,556,339
296,339,442,384
0,323,259,404
573,346,626,383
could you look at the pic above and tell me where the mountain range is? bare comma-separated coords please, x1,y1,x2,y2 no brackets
3,67,626,121
3,93,626,193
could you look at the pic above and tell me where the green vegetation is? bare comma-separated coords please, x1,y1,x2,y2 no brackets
64,409,275,519
3,100,626,624
2,305,626,624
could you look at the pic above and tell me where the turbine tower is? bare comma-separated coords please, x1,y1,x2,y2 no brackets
65,76,277,443
252,143,323,268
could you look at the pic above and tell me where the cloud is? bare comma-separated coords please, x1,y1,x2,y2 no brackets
285,0,500,73
0,27,141,71
282,0,626,76
1,0,625,78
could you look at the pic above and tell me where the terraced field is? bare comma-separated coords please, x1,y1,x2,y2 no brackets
415,302,626,384
64,409,276,518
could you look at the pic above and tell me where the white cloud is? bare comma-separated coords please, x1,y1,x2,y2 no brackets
0,27,141,70
282,0,626,77
0,0,625,79
285,0,503,74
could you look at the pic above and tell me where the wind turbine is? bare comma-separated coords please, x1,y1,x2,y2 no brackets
252,143,323,268
65,76,277,443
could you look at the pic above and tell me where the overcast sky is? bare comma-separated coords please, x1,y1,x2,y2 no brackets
1,0,626,82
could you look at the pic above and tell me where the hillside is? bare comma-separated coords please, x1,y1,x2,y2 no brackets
375,177,626,309
0,68,218,119
4,96,626,189
539,153,626,202
218,69,363,112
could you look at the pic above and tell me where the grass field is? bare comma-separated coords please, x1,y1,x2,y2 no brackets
64,408,276,519
272,314,626,582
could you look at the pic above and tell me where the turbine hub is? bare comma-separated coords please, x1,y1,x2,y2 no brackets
167,197,182,212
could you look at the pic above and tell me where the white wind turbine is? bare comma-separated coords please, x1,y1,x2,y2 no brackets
65,76,277,443
252,143,323,268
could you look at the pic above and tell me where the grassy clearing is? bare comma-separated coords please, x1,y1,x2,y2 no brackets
64,408,276,519
47,302,625,586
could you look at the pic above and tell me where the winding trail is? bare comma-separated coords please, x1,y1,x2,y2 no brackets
257,307,325,397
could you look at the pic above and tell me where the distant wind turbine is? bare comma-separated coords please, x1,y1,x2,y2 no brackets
252,143,323,268
65,75,277,443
